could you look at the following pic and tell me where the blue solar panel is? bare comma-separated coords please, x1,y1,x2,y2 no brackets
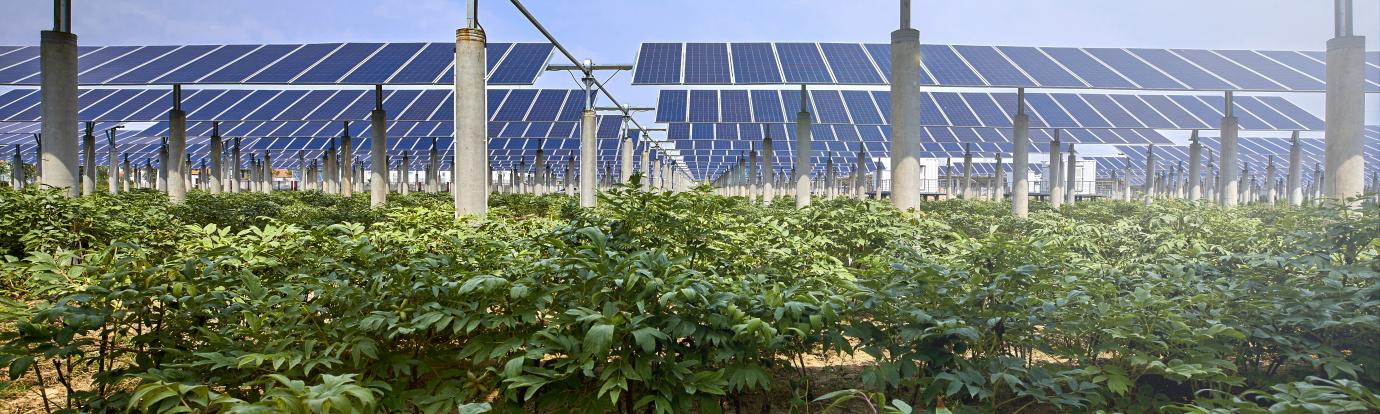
920,45,985,86
109,45,217,84
1080,94,1142,128
1216,50,1323,90
1171,95,1236,127
178,90,223,119
1173,49,1280,90
1233,96,1302,130
871,91,891,123
781,89,807,121
154,44,259,84
389,43,452,83
730,43,782,84
811,90,850,124
80,46,178,84
1108,95,1172,128
305,90,359,120
484,43,512,76
1051,94,1109,128
245,90,304,120
489,43,552,84
0,46,32,68
750,90,784,123
918,93,947,126
841,91,882,124
201,44,297,83
526,90,566,122
688,90,719,123
720,90,752,123
715,124,738,140
275,90,334,121
1128,49,1232,90
381,89,422,118
634,43,682,84
656,90,688,123
820,43,882,84
495,89,537,122
932,92,979,127
1084,48,1183,89
343,43,423,84
776,43,833,83
691,123,715,139
1257,96,1323,130
70,46,136,81
1025,93,1078,128
1042,47,1135,88
335,90,376,120
399,89,448,121
1138,95,1208,129
994,46,1083,87
557,92,585,122
961,93,1011,128
248,44,339,83
79,89,138,119
297,43,379,83
100,90,165,121
954,45,1034,87
685,43,731,84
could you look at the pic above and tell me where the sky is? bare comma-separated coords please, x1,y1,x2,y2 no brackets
0,0,1376,136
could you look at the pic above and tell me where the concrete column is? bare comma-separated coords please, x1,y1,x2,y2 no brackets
873,164,883,200
620,125,634,185
534,147,546,195
183,155,191,193
1264,155,1277,204
639,142,652,190
890,0,922,210
295,150,305,192
427,138,439,194
1049,132,1063,209
748,149,759,200
825,155,836,199
762,135,775,204
1324,26,1365,201
400,152,411,194
1011,102,1030,216
325,141,338,194
81,123,95,196
40,22,78,196
993,153,1005,202
11,146,23,189
1185,131,1201,201
454,15,488,216
230,138,242,193
795,85,812,208
853,149,866,199
1065,143,1077,205
370,88,388,207
961,144,973,199
1239,162,1251,204
157,142,168,192
144,159,154,189
1218,92,1240,207
206,124,221,194
565,156,575,196
263,151,274,193
166,86,187,203
1143,144,1156,205
1287,133,1303,206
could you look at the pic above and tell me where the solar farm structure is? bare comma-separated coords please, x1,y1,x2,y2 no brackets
1,0,1375,215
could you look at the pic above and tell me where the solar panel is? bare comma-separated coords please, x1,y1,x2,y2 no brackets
811,90,851,124
775,43,833,83
80,46,179,84
1084,48,1183,89
684,43,731,84
154,44,259,84
388,43,452,84
688,90,719,123
1041,47,1136,89
1215,50,1323,91
1051,94,1111,128
343,43,424,84
954,45,1035,87
488,43,553,84
932,92,978,126
720,90,752,123
995,46,1084,88
921,45,985,86
1128,48,1232,90
109,45,218,84
730,43,783,84
656,90,687,123
819,43,883,84
634,43,682,84
841,91,882,124
750,90,785,123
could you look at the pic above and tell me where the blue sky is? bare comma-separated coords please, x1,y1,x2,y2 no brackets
0,0,1376,126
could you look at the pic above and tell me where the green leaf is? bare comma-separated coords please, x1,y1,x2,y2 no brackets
584,323,616,355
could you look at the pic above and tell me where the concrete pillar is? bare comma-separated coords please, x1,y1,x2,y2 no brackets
325,140,338,194
620,128,634,184
400,152,411,194
579,108,596,206
1264,155,1277,204
748,149,760,200
165,86,187,203
994,153,1005,202
762,135,775,204
890,0,922,210
1143,144,1157,204
1324,11,1365,202
183,155,192,193
534,147,547,195
853,149,866,199
795,85,812,208
120,153,130,192
427,138,439,194
1287,133,1303,206
144,159,154,189
825,154,837,199
81,123,95,196
157,142,168,192
40,16,78,196
1011,96,1030,216
230,138,242,193
1186,130,1201,201
1065,143,1077,205
1239,162,1251,204
1218,92,1240,207
10,146,23,189
565,156,575,196
370,88,388,207
454,12,488,216
205,124,221,194
1205,150,1216,202
961,144,973,199
1049,132,1063,209
263,151,274,193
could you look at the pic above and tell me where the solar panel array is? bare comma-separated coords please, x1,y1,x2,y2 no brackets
654,89,1324,131
0,88,598,123
674,138,1057,177
634,43,1380,92
0,43,555,85
1113,130,1380,186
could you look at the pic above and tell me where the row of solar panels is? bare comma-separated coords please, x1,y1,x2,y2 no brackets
633,42,1380,92
1112,131,1380,184
0,88,600,123
666,123,1169,145
655,89,1322,131
0,43,554,85
0,134,654,170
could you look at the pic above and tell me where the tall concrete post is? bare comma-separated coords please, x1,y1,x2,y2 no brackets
565,155,575,196
994,153,1005,202
620,119,634,184
795,85,813,208
1143,144,1156,205
157,141,168,192
890,0,922,210
338,123,353,197
1324,0,1365,203
640,141,652,190
370,86,388,207
167,86,187,203
1065,143,1077,205
454,4,488,216
1265,155,1277,204
961,143,973,199
400,152,411,194
40,2,78,197
208,123,222,194
81,123,95,196
1049,131,1063,209
325,140,338,194
748,148,760,200
1239,162,1251,203
534,146,546,195
1012,90,1030,217
263,151,274,193
1205,149,1216,202
425,138,439,193
296,150,305,192
1187,130,1202,201
121,153,130,192
11,146,22,189
579,109,597,206
1218,92,1240,207
1287,132,1303,206
231,138,242,193
762,134,775,204
853,149,866,199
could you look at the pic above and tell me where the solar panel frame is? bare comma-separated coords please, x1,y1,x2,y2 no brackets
1041,47,1136,88
775,43,834,83
633,43,683,84
1128,48,1234,90
954,45,1035,87
342,43,424,84
684,43,732,84
819,43,884,84
920,45,985,86
1084,48,1184,89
